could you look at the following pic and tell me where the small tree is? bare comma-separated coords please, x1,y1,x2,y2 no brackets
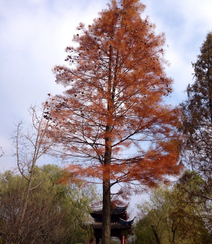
46,0,182,243
12,105,54,242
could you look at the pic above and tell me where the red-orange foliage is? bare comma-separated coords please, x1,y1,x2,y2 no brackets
45,0,182,242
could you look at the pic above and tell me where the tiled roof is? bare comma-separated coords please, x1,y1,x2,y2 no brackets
91,203,128,213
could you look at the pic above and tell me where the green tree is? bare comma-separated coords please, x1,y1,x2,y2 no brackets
180,32,212,178
0,164,96,244
180,32,212,233
46,1,182,243
135,214,159,244
135,172,212,244
175,170,212,235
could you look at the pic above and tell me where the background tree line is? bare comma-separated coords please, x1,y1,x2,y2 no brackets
135,171,212,244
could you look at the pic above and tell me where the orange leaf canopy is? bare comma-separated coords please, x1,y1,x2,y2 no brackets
46,0,183,190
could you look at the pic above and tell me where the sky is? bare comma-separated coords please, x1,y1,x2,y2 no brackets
0,0,212,210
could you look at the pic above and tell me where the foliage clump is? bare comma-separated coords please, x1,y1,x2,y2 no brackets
0,164,96,244
135,171,212,244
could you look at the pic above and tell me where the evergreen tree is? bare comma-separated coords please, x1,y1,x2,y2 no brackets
181,32,212,178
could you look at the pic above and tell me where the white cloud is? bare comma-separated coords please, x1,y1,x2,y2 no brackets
0,0,108,170
141,0,212,105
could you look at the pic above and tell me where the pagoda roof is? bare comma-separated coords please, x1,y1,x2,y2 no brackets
91,208,126,215
90,202,130,222
88,203,135,238
118,217,135,227
91,203,128,214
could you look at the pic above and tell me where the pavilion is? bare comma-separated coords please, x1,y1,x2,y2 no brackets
89,202,135,244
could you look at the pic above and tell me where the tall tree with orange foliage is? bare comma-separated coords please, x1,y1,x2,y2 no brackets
45,0,182,243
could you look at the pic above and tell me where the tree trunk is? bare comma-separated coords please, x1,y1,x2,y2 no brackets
102,176,111,244
102,44,113,244
151,225,161,244
17,161,35,242
102,123,112,244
